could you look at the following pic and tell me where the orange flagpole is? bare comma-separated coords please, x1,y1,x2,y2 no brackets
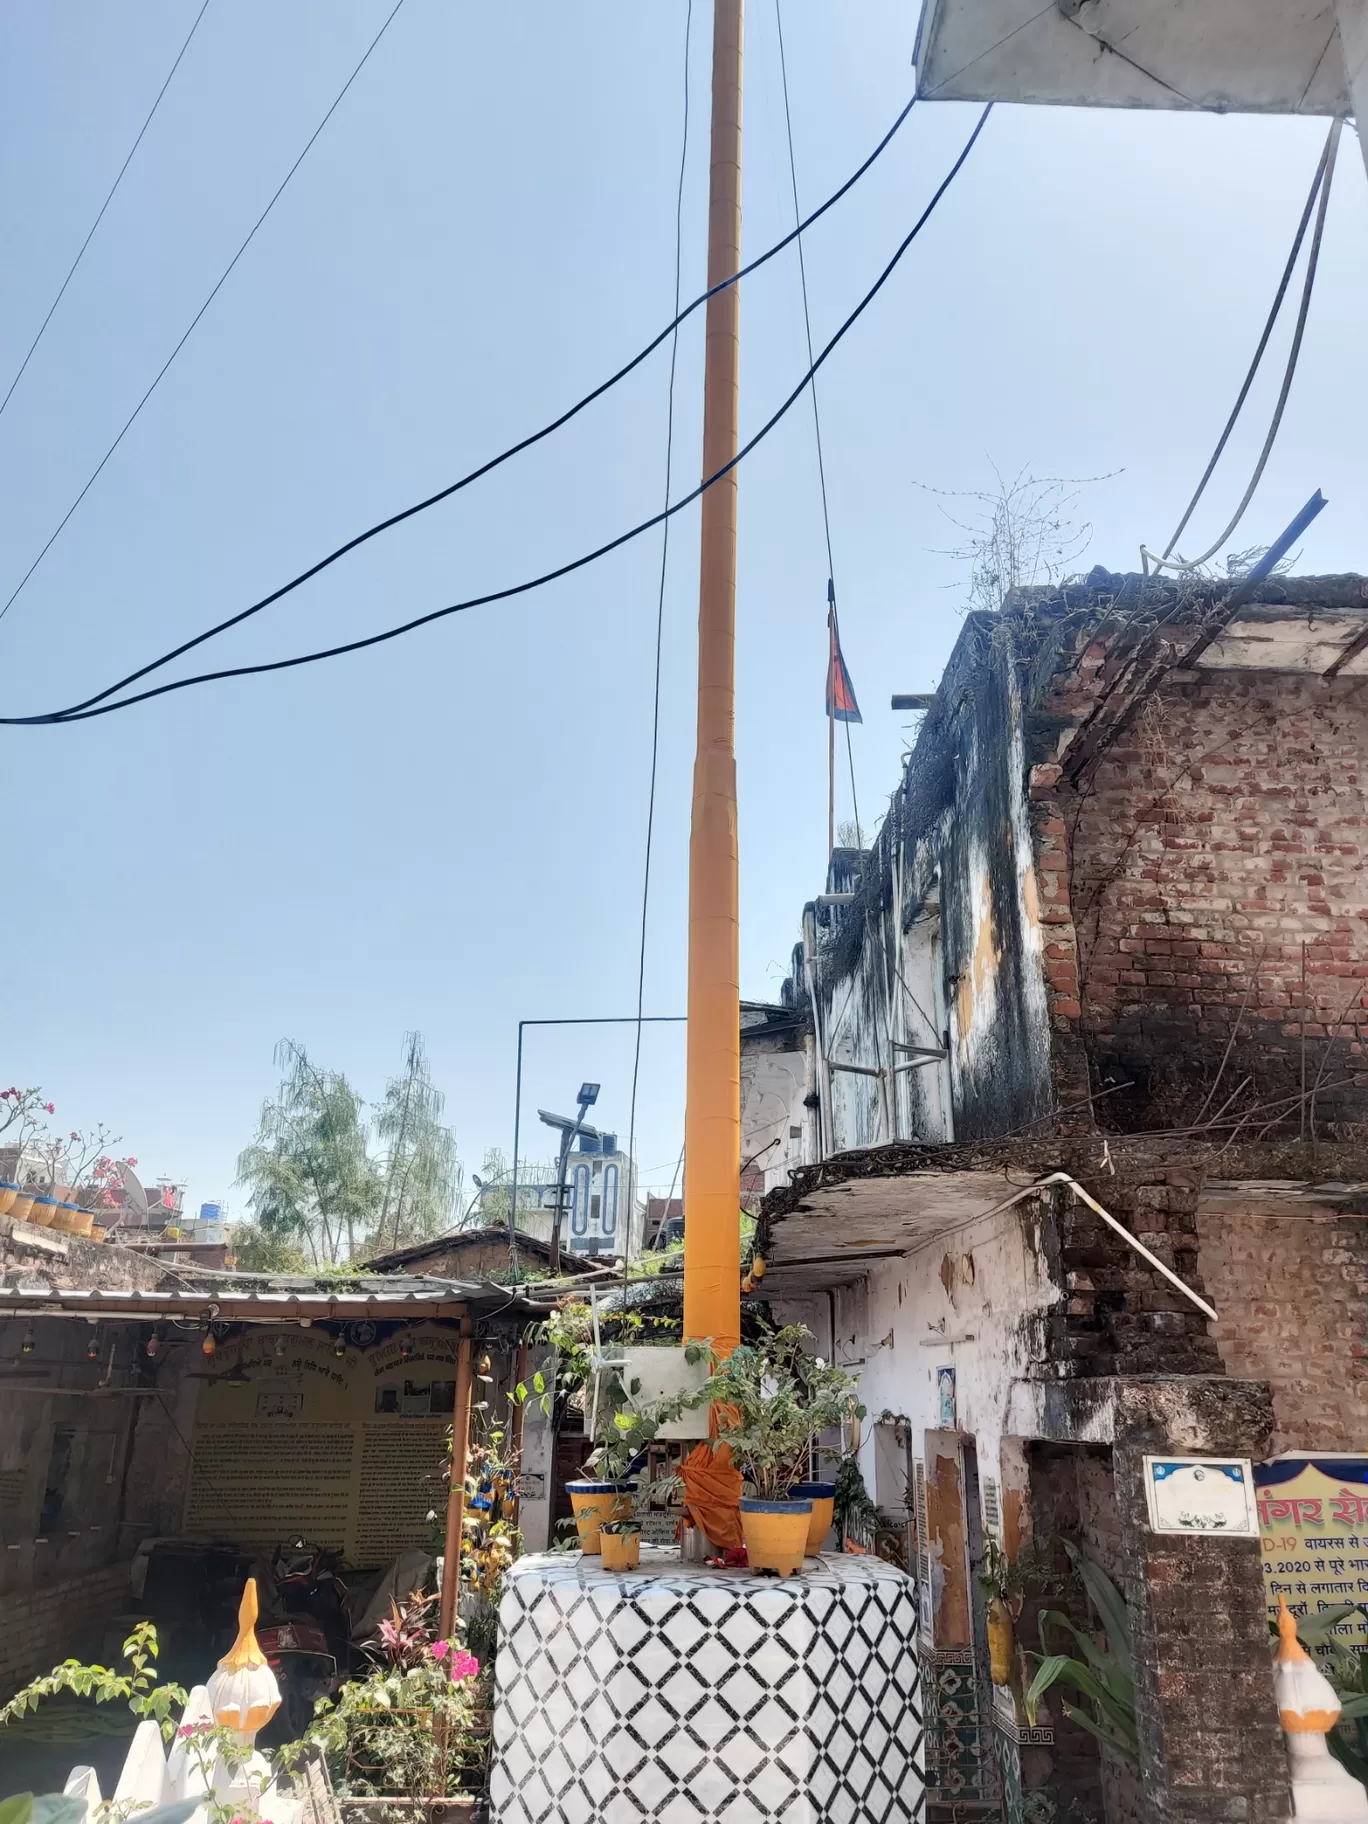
683,0,743,1358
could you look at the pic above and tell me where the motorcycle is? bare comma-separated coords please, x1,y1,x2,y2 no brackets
256,1539,351,1742
256,1613,339,1743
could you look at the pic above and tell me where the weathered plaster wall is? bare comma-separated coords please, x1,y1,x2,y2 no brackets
791,616,1056,1153
0,1314,197,1695
771,1195,1063,1607
739,1007,816,1196
1198,1207,1368,1452
1,1214,165,1291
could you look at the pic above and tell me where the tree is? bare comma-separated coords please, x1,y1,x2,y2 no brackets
371,1032,461,1254
465,1147,558,1229
235,1039,380,1264
226,1222,311,1273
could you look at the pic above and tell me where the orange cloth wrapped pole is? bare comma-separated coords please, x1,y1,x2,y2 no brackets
681,1441,744,1553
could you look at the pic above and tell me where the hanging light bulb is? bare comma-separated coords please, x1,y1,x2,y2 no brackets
21,1328,35,1356
333,1335,346,1358
398,1335,414,1363
146,1332,161,1360
202,1331,217,1358
274,1334,287,1359
86,1328,100,1360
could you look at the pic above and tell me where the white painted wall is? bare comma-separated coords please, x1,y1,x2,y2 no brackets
771,1195,1061,1521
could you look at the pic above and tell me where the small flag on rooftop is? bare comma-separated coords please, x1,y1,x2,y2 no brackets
825,588,862,725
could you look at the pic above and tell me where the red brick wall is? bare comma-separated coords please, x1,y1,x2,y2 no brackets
1058,672,1368,1131
1198,1210,1368,1453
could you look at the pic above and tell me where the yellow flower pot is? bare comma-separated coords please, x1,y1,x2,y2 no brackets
63,1204,93,1236
567,1481,632,1554
791,1482,836,1554
0,1184,18,1216
599,1529,641,1571
739,1497,813,1577
28,1195,59,1228
10,1191,35,1222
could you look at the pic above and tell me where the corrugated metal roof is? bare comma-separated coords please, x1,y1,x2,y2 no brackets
0,1275,547,1318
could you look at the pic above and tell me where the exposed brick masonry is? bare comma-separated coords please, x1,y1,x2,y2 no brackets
1046,1171,1224,1378
0,1560,133,1698
1198,1209,1368,1452
1056,673,1368,1131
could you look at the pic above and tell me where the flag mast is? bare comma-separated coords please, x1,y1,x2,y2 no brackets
682,0,744,1357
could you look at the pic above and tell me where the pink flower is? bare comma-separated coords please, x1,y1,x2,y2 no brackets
430,1639,450,1661
177,1725,196,1740
128,1157,137,1167
448,1650,479,1682
45,1103,54,1114
70,1131,79,1141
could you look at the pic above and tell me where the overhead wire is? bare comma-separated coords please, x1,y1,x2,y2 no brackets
3,101,993,726
0,0,215,426
625,0,693,1289
15,86,923,719
0,0,410,628
774,0,862,849
1150,116,1341,573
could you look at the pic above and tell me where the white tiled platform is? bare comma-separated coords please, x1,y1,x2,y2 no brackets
489,1547,925,1824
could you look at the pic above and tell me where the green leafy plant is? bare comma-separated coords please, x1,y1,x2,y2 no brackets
0,1623,188,1740
689,1325,864,1502
1024,1543,1137,1766
301,1638,481,1800
833,1456,876,1544
0,1800,196,1824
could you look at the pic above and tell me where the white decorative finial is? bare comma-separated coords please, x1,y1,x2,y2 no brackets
205,1578,281,1742
1274,1596,1368,1821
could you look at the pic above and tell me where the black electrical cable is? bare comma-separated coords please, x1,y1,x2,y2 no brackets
625,0,693,1275
0,0,215,427
4,102,992,726
0,0,409,627
774,0,862,851
1159,116,1340,566
23,87,923,720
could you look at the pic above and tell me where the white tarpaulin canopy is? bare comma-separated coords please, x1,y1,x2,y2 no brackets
914,0,1349,114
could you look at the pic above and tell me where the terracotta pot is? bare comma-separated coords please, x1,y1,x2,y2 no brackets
9,1190,35,1222
790,1481,836,1554
567,1481,632,1554
599,1529,641,1571
739,1497,812,1577
63,1203,93,1236
987,1597,1015,1686
28,1195,59,1228
0,1182,18,1216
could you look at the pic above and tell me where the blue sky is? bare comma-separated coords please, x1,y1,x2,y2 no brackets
3,1,1367,1214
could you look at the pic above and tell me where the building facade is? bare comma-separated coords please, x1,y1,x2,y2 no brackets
746,570,1368,1822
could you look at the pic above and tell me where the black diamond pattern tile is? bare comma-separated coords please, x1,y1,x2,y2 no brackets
489,1549,926,1823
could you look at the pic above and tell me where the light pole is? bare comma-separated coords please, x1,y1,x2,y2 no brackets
683,0,744,1357
545,1083,598,1274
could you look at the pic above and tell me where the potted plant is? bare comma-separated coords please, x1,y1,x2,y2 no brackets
689,1325,864,1576
598,1518,642,1571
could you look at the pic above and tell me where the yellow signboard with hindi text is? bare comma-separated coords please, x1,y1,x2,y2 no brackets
1257,1459,1368,1655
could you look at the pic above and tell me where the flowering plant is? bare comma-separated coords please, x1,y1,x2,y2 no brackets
31,1123,123,1196
0,1087,54,1185
300,1623,482,1799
